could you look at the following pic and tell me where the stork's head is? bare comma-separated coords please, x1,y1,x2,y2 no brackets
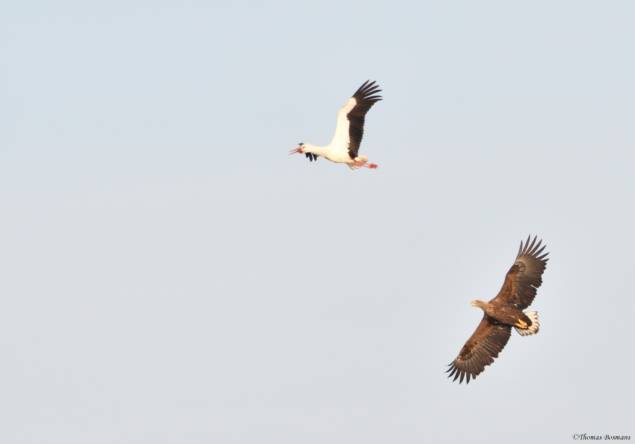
289,142,305,155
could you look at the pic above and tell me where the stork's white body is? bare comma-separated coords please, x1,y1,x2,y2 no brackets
303,98,370,168
328,98,359,161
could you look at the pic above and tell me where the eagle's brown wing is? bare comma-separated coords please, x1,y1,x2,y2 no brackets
447,316,512,384
490,236,549,310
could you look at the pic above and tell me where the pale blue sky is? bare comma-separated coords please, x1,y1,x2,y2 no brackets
1,1,634,443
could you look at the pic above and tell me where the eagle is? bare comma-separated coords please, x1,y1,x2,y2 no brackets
447,236,549,384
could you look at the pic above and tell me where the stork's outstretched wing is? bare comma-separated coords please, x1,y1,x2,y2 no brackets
329,80,382,159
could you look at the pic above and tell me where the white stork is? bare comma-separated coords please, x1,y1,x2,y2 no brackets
289,80,382,170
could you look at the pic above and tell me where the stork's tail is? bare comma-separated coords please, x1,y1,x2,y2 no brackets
515,311,540,336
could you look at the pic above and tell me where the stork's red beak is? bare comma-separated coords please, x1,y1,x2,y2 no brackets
289,146,303,155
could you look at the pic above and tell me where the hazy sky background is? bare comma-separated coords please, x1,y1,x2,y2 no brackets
2,1,634,443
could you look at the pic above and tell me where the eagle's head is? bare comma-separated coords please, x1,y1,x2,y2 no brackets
470,300,487,309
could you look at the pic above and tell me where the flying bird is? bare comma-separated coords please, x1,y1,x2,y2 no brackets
447,236,549,384
289,80,382,170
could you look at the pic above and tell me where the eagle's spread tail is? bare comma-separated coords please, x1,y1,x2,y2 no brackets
515,311,540,336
